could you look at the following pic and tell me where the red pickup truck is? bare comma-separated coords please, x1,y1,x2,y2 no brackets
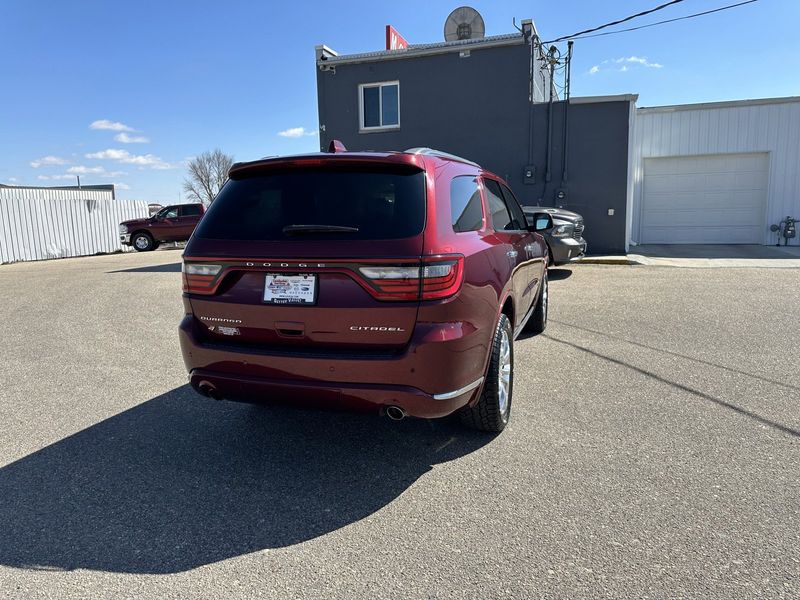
119,203,206,251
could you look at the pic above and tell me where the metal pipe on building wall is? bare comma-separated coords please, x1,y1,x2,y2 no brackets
527,34,535,166
544,59,555,187
561,41,573,185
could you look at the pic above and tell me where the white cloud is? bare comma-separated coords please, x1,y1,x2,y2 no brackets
113,182,131,190
90,119,134,132
8,177,18,182
615,56,663,68
37,174,76,181
114,132,150,144
86,149,129,160
67,165,106,175
85,148,175,169
123,154,174,169
278,126,317,138
589,56,663,75
30,155,69,168
67,165,127,177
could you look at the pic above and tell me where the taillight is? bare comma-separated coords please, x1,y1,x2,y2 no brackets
182,262,222,294
420,258,464,300
357,255,464,301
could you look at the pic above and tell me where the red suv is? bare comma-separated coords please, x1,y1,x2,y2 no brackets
179,145,552,432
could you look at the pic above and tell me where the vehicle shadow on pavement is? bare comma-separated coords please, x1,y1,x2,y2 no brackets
0,385,490,574
547,268,572,281
107,262,182,273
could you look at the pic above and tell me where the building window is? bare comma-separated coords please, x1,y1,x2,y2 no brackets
359,81,400,131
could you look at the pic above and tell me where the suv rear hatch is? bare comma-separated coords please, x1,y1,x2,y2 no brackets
183,158,454,353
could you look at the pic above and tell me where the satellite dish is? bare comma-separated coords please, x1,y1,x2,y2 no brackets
444,6,485,42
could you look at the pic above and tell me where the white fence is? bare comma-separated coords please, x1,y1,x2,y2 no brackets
0,187,150,263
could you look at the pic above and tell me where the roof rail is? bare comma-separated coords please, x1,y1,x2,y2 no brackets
405,147,480,167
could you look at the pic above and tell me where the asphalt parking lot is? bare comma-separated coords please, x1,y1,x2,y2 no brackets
0,250,798,599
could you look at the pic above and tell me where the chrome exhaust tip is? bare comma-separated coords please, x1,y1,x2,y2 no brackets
385,405,406,421
198,382,223,401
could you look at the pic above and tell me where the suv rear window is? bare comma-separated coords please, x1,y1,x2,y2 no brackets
195,167,425,241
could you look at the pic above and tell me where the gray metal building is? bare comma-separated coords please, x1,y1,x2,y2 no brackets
633,96,800,246
315,22,636,254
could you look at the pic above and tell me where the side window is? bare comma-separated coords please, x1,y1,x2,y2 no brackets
180,204,202,217
359,81,400,131
450,176,483,232
161,207,179,219
483,179,513,232
500,184,527,230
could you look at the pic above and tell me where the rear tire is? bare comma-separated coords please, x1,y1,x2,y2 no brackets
132,232,155,252
459,314,513,433
525,269,548,335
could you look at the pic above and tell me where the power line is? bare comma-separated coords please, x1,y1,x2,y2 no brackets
555,0,760,41
544,0,688,44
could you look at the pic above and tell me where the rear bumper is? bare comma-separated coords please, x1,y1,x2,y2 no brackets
549,237,587,265
188,369,480,418
179,314,489,419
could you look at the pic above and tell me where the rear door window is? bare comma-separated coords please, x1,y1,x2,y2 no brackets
499,184,527,230
450,176,483,232
194,167,426,241
483,179,513,232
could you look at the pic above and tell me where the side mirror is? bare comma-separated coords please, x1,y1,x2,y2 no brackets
527,212,553,232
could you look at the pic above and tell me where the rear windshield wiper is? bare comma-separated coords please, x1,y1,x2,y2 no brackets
282,224,360,235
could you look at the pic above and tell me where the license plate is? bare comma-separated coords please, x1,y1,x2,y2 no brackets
263,273,317,305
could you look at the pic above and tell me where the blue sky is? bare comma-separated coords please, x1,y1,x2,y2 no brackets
1,0,797,202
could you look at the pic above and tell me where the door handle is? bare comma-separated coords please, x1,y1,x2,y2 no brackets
507,250,518,258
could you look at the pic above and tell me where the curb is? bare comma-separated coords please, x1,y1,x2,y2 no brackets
575,257,644,266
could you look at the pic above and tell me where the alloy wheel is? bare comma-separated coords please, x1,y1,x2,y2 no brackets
497,328,512,415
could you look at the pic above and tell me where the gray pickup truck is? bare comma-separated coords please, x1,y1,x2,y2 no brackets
523,207,587,266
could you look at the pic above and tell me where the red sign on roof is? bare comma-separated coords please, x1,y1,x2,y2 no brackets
386,25,409,51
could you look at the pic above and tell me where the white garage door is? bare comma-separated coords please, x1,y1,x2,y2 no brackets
641,153,769,244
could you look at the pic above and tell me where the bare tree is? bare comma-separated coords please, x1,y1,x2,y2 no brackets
183,149,234,205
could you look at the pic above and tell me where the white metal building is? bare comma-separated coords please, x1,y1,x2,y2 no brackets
631,96,800,245
0,184,149,263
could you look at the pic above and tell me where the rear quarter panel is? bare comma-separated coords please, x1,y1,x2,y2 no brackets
411,160,514,394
